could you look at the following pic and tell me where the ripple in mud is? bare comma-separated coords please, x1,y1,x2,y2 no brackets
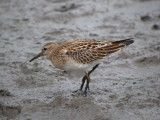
133,56,160,67
54,3,80,12
15,75,48,88
0,103,21,119
20,63,42,74
47,96,69,108
66,97,93,108
47,96,93,109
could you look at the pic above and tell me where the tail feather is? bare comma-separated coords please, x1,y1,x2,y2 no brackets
99,38,134,51
97,38,134,56
112,38,134,46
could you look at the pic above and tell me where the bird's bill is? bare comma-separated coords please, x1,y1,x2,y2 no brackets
29,52,42,62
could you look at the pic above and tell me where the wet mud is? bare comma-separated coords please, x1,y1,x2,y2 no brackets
0,0,160,120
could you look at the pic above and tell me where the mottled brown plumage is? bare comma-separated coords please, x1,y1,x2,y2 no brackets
30,38,134,95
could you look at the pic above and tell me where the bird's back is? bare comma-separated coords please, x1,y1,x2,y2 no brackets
57,38,134,64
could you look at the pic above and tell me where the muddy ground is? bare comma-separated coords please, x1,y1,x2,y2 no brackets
0,0,160,120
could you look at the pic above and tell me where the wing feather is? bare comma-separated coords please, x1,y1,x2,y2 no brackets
60,39,133,64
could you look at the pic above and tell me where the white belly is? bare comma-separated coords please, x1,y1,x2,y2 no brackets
63,59,100,72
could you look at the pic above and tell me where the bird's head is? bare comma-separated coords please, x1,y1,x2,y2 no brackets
29,42,58,62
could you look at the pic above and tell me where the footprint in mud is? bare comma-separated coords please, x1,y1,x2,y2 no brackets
0,103,21,119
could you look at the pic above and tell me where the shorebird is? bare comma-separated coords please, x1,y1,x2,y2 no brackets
30,38,134,95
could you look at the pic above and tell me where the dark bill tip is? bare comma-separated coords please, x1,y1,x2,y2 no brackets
29,53,42,62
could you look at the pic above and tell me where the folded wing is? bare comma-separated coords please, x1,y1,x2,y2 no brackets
63,38,134,64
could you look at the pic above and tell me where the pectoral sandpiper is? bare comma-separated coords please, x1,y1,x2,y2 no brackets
30,38,134,95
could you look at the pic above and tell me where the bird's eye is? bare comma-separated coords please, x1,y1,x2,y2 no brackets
43,48,47,51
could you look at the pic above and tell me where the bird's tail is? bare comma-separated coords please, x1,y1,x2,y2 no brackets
98,38,134,55
111,38,134,46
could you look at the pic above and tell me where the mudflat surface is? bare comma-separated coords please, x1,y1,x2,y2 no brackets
0,0,160,120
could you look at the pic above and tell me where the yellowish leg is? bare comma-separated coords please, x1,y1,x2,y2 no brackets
85,72,91,82
84,72,91,95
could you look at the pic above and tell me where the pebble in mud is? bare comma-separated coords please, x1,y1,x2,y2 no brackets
133,82,136,85
152,24,160,30
140,15,151,21
0,89,12,96
112,83,118,86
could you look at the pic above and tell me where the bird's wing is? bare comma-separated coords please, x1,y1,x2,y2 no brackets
60,38,133,64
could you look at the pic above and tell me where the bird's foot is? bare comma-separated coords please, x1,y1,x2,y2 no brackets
72,88,90,96
72,89,82,93
84,86,90,96
71,89,83,96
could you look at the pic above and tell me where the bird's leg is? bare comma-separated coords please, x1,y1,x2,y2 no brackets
72,76,86,93
88,64,99,75
80,75,86,91
73,64,99,94
84,72,91,95
81,64,100,93
73,73,86,93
